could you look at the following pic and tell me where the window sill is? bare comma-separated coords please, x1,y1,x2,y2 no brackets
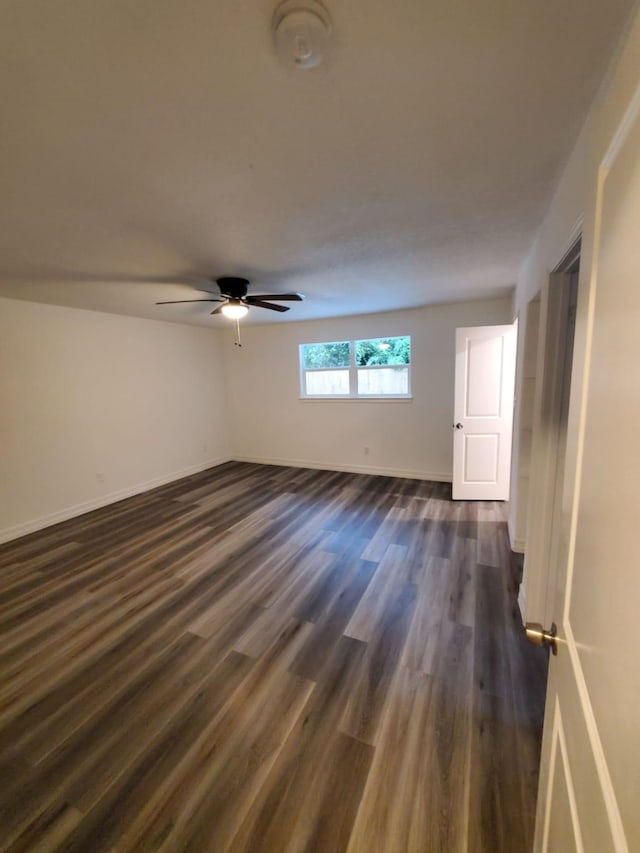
299,396,413,402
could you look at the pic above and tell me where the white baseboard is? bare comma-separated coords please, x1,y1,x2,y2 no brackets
232,455,452,483
0,456,232,545
517,584,527,624
507,517,526,554
1,455,449,546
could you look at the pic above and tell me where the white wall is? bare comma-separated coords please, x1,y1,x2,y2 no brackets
510,7,640,616
0,297,231,542
222,297,512,481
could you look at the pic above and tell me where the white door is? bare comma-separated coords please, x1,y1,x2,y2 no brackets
452,324,516,500
533,91,640,852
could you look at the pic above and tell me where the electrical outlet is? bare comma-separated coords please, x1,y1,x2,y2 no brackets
96,472,105,484
364,446,370,456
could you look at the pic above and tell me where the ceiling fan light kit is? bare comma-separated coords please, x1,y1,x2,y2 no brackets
220,301,249,319
272,0,333,70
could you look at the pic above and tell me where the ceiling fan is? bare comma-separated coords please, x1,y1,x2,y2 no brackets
156,276,304,318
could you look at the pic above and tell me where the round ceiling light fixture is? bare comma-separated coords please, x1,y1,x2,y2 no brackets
272,0,333,70
221,301,249,319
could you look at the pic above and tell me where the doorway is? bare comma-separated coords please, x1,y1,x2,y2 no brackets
519,240,580,624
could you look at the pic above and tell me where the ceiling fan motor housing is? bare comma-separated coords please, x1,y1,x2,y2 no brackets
216,277,250,299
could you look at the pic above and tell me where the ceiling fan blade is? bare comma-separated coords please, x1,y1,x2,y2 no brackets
246,293,303,302
249,300,290,312
156,298,223,305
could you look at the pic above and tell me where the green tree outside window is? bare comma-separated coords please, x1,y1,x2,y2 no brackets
355,337,410,366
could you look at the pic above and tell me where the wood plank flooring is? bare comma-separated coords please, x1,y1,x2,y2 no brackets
0,462,548,852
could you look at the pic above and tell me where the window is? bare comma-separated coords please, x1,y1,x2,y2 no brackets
300,336,411,398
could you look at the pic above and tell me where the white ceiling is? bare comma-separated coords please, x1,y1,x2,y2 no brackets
0,0,634,326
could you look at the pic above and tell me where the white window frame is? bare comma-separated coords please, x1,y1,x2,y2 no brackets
299,337,412,400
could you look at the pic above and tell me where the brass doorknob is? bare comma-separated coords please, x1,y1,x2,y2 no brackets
454,423,464,429
525,622,558,655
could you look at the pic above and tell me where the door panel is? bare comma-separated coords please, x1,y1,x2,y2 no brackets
566,100,640,846
545,706,581,853
541,653,618,853
464,433,499,483
466,336,504,416
533,87,640,852
453,324,516,500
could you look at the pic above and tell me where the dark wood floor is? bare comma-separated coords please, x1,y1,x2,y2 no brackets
0,462,548,852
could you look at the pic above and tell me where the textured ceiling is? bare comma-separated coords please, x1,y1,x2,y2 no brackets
0,0,634,325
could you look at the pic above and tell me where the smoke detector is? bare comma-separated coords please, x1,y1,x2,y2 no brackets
272,0,333,70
